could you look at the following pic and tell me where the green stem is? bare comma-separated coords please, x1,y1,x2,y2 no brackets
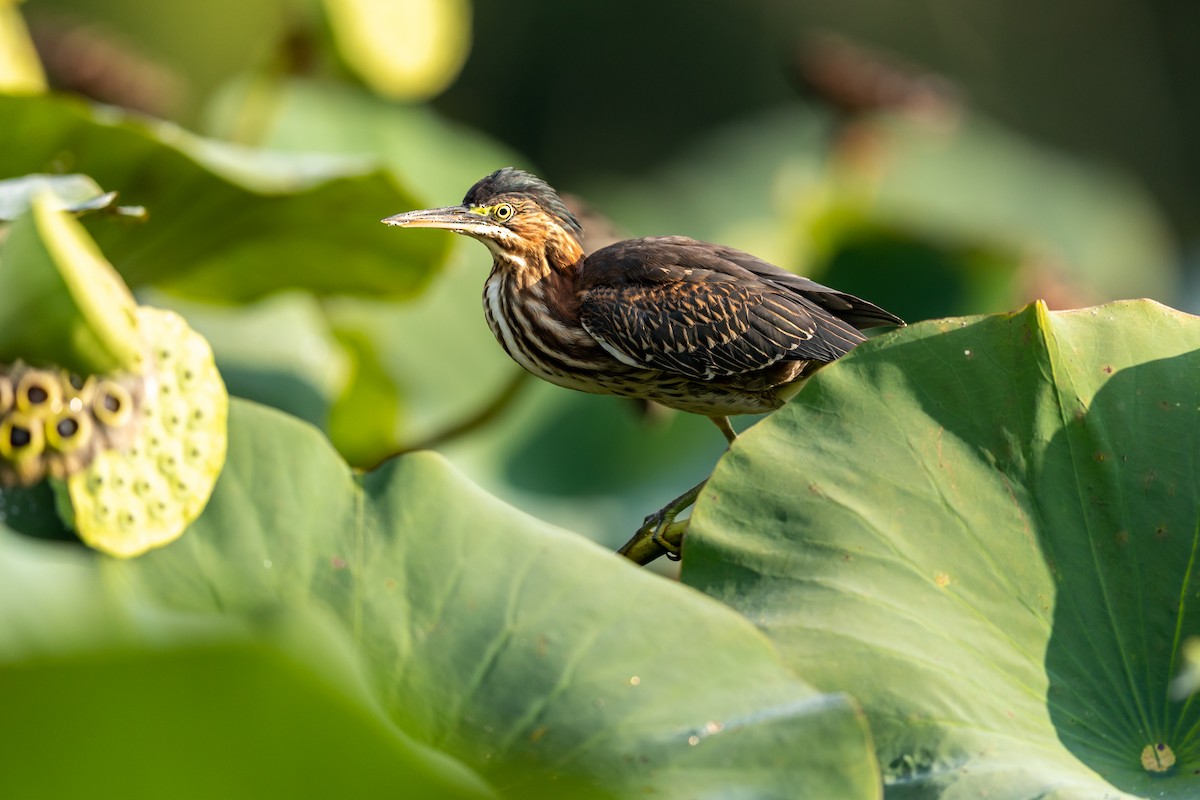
368,370,528,470
617,479,706,566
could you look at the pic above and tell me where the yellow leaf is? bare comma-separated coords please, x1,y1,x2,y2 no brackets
0,1,46,94
323,0,471,100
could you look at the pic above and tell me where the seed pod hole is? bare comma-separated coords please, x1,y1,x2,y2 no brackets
10,426,31,448
93,381,133,427
16,371,63,415
47,410,93,454
0,413,45,459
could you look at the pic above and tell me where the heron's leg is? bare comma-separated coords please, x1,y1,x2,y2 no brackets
619,479,707,563
618,418,739,564
710,415,738,445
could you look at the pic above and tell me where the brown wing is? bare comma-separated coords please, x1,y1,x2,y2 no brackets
578,237,886,381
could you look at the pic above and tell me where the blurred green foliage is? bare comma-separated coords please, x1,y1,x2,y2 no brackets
2,2,1199,795
5,1,1185,503
0,193,141,375
2,0,1189,589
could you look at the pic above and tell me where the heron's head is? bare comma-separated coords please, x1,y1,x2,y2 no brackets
383,168,584,275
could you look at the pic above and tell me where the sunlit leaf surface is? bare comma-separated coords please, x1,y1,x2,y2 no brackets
686,300,1200,798
107,401,881,798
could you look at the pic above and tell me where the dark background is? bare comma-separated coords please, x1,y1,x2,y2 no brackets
447,0,1200,242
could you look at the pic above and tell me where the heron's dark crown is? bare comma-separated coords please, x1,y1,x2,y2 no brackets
463,167,583,241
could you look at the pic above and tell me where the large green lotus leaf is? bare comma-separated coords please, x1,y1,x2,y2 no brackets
0,93,448,301
208,78,525,199
0,532,492,800
110,400,880,798
683,300,1200,798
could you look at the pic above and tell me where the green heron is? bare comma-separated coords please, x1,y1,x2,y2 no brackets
384,168,902,562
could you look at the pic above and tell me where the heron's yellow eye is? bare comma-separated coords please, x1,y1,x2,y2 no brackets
493,203,514,221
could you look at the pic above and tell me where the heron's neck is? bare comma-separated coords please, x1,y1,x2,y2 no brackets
543,226,585,275
493,227,585,290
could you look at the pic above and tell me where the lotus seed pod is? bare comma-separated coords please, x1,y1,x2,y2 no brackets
0,362,144,486
63,307,227,558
